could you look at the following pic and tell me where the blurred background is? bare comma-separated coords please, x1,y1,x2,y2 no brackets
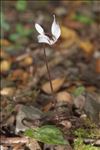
1,0,100,44
1,0,100,92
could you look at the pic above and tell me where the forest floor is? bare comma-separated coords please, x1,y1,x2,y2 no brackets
1,1,100,150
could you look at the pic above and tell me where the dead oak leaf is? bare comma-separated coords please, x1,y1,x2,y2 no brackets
41,77,65,94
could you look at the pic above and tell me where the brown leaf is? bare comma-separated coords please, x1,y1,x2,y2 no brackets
95,58,100,73
61,26,77,39
19,56,33,67
79,41,94,55
59,26,79,49
56,91,73,104
42,102,53,112
10,69,29,85
0,39,11,46
0,49,9,59
1,60,11,72
42,78,65,94
86,86,96,92
26,139,41,150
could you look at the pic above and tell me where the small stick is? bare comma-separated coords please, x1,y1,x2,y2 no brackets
43,45,56,107
0,136,29,144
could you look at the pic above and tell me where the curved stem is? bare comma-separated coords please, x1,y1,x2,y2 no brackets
43,45,56,106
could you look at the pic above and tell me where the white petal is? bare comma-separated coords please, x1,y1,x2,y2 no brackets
51,15,61,40
49,39,55,45
35,23,44,35
37,34,51,44
37,34,55,45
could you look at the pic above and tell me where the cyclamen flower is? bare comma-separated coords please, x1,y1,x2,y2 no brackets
35,15,61,45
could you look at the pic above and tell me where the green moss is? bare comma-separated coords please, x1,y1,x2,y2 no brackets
84,118,97,128
74,138,99,150
74,127,100,139
74,125,100,150
74,128,89,138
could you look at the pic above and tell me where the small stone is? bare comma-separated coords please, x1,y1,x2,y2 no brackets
80,114,87,119
60,120,72,129
0,87,15,96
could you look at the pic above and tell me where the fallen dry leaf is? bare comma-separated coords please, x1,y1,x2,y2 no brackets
86,86,96,92
0,49,9,59
15,105,43,133
79,40,94,55
42,102,53,112
0,39,11,46
13,143,23,150
54,144,72,150
61,26,77,39
95,58,100,73
9,69,29,85
67,85,76,93
19,56,33,67
26,139,41,150
56,91,73,104
1,60,11,73
42,77,65,94
59,26,79,49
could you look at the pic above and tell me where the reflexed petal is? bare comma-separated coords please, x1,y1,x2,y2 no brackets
37,34,55,45
35,23,44,35
49,39,55,45
37,34,50,44
51,15,61,40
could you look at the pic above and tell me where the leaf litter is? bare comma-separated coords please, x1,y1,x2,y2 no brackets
1,1,100,150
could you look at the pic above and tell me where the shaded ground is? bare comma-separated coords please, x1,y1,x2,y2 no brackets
0,1,100,150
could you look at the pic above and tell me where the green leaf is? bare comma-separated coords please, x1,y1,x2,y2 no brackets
73,13,94,25
9,23,31,41
16,24,32,36
16,0,27,11
74,128,89,138
1,12,10,31
73,86,85,97
9,33,20,41
16,24,23,33
24,125,68,145
24,128,35,138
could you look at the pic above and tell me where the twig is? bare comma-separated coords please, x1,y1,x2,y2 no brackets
0,136,29,144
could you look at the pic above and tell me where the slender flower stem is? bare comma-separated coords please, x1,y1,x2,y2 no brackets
43,45,56,107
